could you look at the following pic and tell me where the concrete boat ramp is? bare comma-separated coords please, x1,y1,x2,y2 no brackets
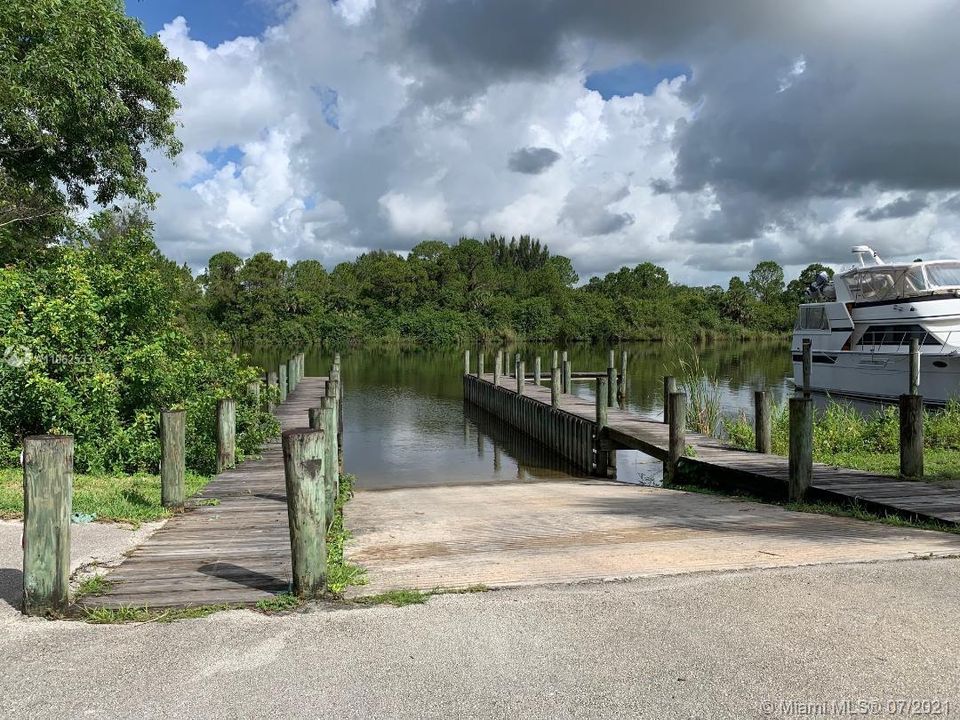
345,480,960,596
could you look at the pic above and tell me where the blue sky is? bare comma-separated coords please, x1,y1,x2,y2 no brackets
585,61,691,100
125,0,275,45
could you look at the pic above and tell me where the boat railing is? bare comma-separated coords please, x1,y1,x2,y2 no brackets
857,328,959,354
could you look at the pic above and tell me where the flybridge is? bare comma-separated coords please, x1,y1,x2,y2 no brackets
831,246,960,305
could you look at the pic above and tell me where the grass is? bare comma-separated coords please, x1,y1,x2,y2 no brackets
0,468,211,525
720,398,960,488
82,603,242,624
354,584,490,607
74,575,112,599
254,593,302,613
326,473,368,594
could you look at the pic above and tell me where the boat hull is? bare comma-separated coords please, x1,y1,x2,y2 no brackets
792,351,960,405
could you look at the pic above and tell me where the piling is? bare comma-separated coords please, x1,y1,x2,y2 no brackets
788,396,813,501
596,376,609,428
517,361,526,395
606,350,617,407
909,338,920,395
478,352,484,378
666,392,687,485
802,339,812,397
899,394,924,480
754,390,771,454
282,428,327,598
22,434,73,616
663,376,677,424
288,356,298,394
464,349,471,375
562,353,572,394
216,398,236,473
160,409,186,510
279,364,288,404
552,349,559,371
267,370,278,411
534,356,542,385
494,353,502,386
319,396,340,523
551,366,560,408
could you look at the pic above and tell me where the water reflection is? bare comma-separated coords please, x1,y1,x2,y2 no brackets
241,341,792,489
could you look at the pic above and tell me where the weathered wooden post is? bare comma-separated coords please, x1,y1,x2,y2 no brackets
288,356,298,394
553,349,559,371
534,356,541,385
517,361,525,395
478,352,484,378
282,428,327,598
22,434,73,616
279,364,288,404
160,409,186,510
216,398,236,473
562,351,571,394
802,338,812,398
267,370,278,412
666,392,687,485
754,390,771,454
663,376,676,424
596,376,609,429
515,352,521,378
247,380,261,409
319,396,340,518
900,340,924,479
788,396,813,501
551,366,560,408
464,349,471,375
325,376,343,472
494,352,502,386
607,350,617,407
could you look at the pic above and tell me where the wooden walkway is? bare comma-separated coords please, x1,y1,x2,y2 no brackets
80,377,328,610
476,373,960,526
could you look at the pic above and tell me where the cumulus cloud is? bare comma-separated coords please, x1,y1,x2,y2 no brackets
507,147,561,175
140,1,960,283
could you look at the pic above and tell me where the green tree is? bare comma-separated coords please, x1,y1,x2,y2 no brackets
0,0,186,261
747,261,786,304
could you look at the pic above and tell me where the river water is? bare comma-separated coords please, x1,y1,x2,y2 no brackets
247,342,792,489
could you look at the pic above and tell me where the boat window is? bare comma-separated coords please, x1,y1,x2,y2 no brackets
797,306,829,330
925,262,960,288
846,269,899,301
859,324,941,346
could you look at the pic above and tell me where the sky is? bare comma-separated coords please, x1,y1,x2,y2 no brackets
124,0,960,285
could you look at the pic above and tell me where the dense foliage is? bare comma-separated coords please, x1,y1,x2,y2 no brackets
0,0,185,264
198,236,830,346
0,212,277,473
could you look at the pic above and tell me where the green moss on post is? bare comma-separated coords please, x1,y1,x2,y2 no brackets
288,356,298,394
279,364,288,404
319,396,339,524
22,434,73,617
160,409,186,510
216,398,236,474
282,428,327,598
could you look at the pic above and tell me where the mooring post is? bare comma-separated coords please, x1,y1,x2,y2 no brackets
267,370,278,412
494,352,502,386
515,352,521,378
607,350,617,407
464,349,471,375
909,338,920,396
22,434,73,617
802,339,812,398
663,376,676,424
160,409,186,510
216,398,236,473
282,428,327,598
478,352,484,378
788,396,813,501
666,392,687,485
562,351,571,394
247,380,261,411
534,356,541,385
279,363,288,404
288,356,298,394
319,396,340,523
517,361,525,395
551,366,560,408
596,376,609,428
754,390,772,454
899,393,924,480
553,349,559,371
619,350,628,402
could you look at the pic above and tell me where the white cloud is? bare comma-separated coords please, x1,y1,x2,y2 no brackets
378,192,453,237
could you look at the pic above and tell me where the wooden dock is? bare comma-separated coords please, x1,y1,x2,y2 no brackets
80,377,330,610
466,373,960,526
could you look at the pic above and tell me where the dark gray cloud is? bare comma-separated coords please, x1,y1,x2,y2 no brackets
561,185,634,236
508,147,561,175
856,195,928,221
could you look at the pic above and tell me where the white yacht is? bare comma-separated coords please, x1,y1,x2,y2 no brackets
793,246,960,404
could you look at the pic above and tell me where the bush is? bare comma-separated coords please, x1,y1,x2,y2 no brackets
0,212,277,474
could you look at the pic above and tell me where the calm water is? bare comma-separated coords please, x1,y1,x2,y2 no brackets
246,342,792,489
